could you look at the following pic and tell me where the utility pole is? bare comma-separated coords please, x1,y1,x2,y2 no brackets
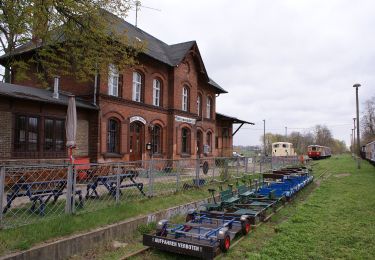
353,118,356,150
263,119,266,156
285,126,287,140
353,83,361,169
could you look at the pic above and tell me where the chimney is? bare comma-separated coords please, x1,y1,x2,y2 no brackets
53,76,60,99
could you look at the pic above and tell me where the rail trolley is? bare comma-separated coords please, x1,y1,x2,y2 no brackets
144,167,314,259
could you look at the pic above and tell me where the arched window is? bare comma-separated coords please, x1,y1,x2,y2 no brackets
206,97,212,119
153,79,161,106
107,118,120,153
182,86,189,111
197,94,202,116
181,127,191,154
206,132,212,152
152,124,162,154
132,72,142,102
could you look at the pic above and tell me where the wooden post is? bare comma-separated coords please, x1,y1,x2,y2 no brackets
0,166,5,228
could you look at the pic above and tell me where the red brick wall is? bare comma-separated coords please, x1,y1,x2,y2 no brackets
11,54,94,97
0,96,94,162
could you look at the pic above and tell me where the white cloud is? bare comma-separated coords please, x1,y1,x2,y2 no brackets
129,0,375,146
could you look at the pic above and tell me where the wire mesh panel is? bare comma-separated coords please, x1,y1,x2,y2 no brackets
148,159,180,196
0,155,304,229
1,164,72,228
176,158,198,191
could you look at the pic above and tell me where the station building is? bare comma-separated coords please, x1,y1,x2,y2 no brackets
0,17,252,164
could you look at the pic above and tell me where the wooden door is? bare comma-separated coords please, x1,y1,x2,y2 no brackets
197,130,203,155
129,122,144,161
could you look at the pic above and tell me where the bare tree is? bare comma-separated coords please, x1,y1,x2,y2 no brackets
361,96,375,144
313,125,333,146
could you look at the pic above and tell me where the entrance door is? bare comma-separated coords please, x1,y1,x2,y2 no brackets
197,130,203,155
129,122,144,161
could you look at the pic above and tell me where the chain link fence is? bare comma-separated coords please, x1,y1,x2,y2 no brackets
0,155,303,229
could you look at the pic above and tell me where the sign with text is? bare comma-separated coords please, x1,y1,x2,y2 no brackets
129,116,146,125
175,115,196,125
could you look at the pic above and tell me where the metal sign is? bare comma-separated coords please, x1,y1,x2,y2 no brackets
143,234,215,259
175,115,196,125
204,144,210,154
130,116,146,125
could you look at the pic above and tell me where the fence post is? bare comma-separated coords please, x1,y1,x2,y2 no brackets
212,158,216,181
148,158,154,197
253,156,255,173
71,166,77,214
176,160,180,192
65,165,73,214
236,157,240,177
195,156,200,187
259,159,262,174
0,166,5,228
245,157,248,173
116,173,120,204
224,158,229,181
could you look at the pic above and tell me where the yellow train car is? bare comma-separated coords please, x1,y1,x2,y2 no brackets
272,142,297,157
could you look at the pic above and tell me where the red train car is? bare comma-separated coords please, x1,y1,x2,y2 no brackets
307,145,331,160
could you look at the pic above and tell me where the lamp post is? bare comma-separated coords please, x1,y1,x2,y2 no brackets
353,83,361,169
353,118,356,151
263,119,266,156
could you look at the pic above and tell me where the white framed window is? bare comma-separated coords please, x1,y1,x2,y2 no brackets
206,97,212,119
108,64,119,97
153,79,161,106
132,72,142,102
197,94,201,116
182,86,189,111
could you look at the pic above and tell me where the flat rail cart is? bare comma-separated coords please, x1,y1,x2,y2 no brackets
143,214,251,259
144,166,314,258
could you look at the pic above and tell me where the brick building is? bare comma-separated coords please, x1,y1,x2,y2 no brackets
0,17,252,163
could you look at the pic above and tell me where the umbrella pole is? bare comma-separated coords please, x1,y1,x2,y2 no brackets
69,147,74,164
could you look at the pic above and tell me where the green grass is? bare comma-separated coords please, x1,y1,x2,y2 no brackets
223,155,375,259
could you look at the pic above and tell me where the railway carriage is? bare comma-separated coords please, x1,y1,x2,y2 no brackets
363,141,375,165
272,142,297,157
307,145,331,160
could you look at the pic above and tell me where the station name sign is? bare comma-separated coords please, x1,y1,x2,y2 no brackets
152,237,202,252
129,116,146,125
175,115,196,125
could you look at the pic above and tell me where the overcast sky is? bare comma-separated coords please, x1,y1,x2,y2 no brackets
126,0,374,146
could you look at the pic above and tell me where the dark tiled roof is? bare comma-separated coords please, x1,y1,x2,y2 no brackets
216,112,254,125
0,82,98,110
0,11,227,94
209,78,228,94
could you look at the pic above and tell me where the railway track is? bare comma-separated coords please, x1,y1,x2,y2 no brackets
120,167,329,260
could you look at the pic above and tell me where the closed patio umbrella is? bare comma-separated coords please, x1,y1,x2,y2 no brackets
66,95,77,163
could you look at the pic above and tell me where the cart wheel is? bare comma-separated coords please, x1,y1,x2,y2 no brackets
156,229,168,237
185,213,194,222
241,219,251,235
219,234,231,252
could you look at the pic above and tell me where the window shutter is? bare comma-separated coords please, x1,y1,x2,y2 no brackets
118,74,123,98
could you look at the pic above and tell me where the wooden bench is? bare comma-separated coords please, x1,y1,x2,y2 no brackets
3,179,83,216
86,171,146,199
220,189,239,207
237,185,254,202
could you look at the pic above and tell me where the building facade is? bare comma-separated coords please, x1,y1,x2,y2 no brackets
0,17,252,163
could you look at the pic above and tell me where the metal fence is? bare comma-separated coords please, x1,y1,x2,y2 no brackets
0,155,301,229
